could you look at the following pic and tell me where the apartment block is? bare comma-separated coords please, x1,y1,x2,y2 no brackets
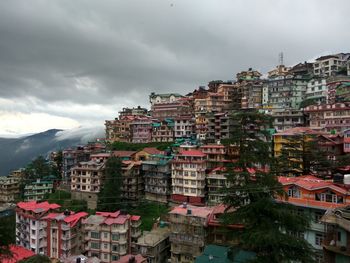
151,99,193,121
206,167,229,206
169,204,214,263
149,93,183,106
83,210,141,263
270,109,305,132
131,116,153,143
152,119,175,142
171,150,207,205
174,116,195,139
327,75,350,104
304,103,350,133
0,176,20,203
278,175,350,261
71,160,105,210
42,211,88,260
142,155,173,203
121,161,143,203
313,55,346,77
137,224,171,263
199,144,227,169
24,179,54,202
16,201,60,254
321,206,350,263
206,112,233,142
305,77,327,104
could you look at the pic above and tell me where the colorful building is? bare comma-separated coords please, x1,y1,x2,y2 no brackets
121,161,143,203
24,179,54,202
152,119,175,142
0,176,20,203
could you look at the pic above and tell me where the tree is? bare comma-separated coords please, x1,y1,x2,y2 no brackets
223,110,315,263
23,156,52,180
97,156,123,211
19,255,51,263
0,214,15,260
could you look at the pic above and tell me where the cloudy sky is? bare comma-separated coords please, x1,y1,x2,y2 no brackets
0,0,349,136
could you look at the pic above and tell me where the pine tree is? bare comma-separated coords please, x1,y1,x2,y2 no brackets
97,156,123,211
223,110,315,263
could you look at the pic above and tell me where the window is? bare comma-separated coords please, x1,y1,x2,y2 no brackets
288,186,300,198
103,243,108,249
315,190,343,203
112,255,118,261
112,245,118,252
91,232,100,239
103,232,108,238
104,254,108,260
90,242,100,249
315,233,324,246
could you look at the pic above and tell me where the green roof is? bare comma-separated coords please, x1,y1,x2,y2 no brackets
195,245,255,263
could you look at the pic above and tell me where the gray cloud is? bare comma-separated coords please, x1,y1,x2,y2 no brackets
0,0,349,133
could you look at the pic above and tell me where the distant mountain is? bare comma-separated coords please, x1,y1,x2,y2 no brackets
0,126,105,176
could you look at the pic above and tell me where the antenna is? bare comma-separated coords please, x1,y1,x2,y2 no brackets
279,52,284,66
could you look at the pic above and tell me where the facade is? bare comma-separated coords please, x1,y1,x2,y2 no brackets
206,112,233,142
206,167,229,206
344,129,350,153
174,116,195,139
121,161,143,203
119,107,148,117
151,100,192,121
83,211,141,263
0,176,20,203
327,76,350,104
137,224,171,263
169,204,214,263
199,144,227,169
24,179,54,202
152,119,175,142
149,93,183,106
131,116,153,143
304,103,350,133
43,211,88,260
142,155,173,203
278,175,350,261
113,254,146,263
71,160,105,210
321,206,350,263
62,147,91,180
313,55,346,77
270,109,305,132
16,201,60,254
171,150,207,205
305,78,328,104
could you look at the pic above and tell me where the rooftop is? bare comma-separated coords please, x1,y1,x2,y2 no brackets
137,225,171,247
169,204,214,219
43,211,88,227
274,127,325,136
16,201,60,213
177,150,206,157
1,245,35,263
112,254,146,263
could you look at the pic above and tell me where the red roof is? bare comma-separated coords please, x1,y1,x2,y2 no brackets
1,245,35,263
112,254,146,263
104,215,129,225
42,211,88,227
131,215,141,221
274,127,325,136
278,175,348,194
113,151,137,157
96,211,120,218
178,150,206,157
169,204,213,218
17,201,60,213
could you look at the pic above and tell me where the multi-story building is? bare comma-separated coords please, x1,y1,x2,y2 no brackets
113,254,147,263
304,103,350,133
216,83,235,111
0,176,20,203
42,211,88,260
343,129,350,153
278,175,350,261
169,204,214,263
16,201,60,254
313,55,346,77
142,155,173,203
83,210,141,263
71,160,105,210
347,60,350,76
62,146,91,180
131,116,153,143
137,224,171,263
268,64,290,79
151,99,193,121
321,206,350,263
24,179,54,202
119,107,148,117
305,78,328,104
206,112,233,142
152,119,175,142
270,109,305,132
149,93,183,106
174,116,195,139
121,161,143,203
171,150,207,205
199,144,227,169
327,75,350,104
206,167,229,206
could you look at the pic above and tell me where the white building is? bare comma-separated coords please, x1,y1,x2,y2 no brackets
174,116,195,139
305,78,328,104
313,55,346,77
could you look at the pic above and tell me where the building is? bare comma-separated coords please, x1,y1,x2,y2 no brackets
169,204,214,263
206,167,230,205
174,116,195,139
278,176,350,261
321,206,350,263
326,75,350,104
268,64,291,79
62,147,91,180
131,116,153,143
71,160,105,210
0,176,20,203
313,55,346,77
1,245,35,263
304,103,350,133
134,147,164,162
121,161,143,203
149,93,183,106
206,112,233,142
200,144,227,169
142,154,173,203
119,107,148,117
305,77,328,104
270,109,305,132
83,210,141,263
171,150,207,205
112,254,146,263
24,179,54,201
16,201,61,254
42,211,88,259
152,119,175,142
194,245,255,263
136,224,171,263
151,99,193,121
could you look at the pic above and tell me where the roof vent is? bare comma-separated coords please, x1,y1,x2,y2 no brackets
182,202,187,208
64,209,70,216
187,209,192,215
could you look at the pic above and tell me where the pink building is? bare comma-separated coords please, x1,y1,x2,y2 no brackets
131,116,153,143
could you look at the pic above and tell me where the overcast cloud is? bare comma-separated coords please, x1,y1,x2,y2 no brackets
0,0,349,135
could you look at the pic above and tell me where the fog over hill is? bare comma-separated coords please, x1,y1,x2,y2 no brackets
0,126,105,176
